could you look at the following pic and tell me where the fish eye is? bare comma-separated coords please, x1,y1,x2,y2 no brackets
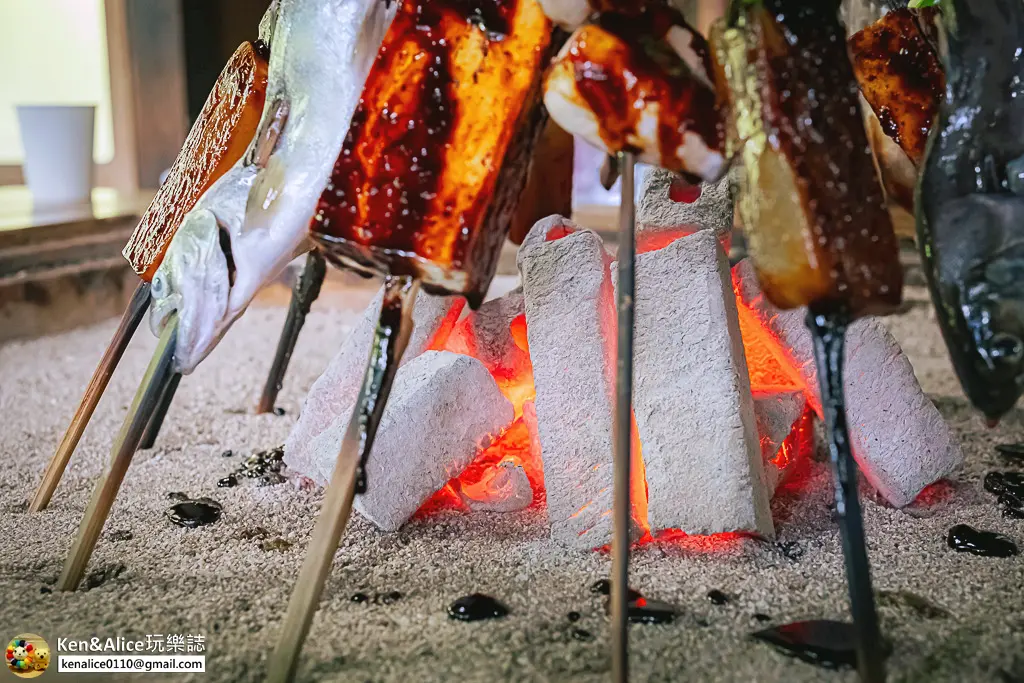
1007,154,1024,196
151,273,168,299
990,332,1024,366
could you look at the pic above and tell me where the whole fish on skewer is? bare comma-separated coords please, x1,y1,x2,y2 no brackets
918,0,1024,422
29,17,272,513
54,0,398,593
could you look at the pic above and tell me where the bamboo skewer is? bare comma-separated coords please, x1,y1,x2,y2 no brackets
30,281,152,513
57,316,179,591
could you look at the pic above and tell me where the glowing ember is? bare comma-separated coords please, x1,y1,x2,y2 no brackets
414,241,814,545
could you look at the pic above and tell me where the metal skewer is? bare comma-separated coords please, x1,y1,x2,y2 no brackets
257,251,327,414
57,316,179,591
30,281,152,512
611,151,636,683
807,309,886,683
267,276,419,683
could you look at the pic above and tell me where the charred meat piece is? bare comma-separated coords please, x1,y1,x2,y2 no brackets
918,0,1024,421
309,0,556,308
849,7,944,165
711,0,901,315
122,41,269,282
544,8,724,183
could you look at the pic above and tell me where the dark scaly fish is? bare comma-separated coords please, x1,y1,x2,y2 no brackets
918,0,1024,421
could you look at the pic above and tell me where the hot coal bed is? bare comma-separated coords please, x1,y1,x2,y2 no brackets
2,171,1023,682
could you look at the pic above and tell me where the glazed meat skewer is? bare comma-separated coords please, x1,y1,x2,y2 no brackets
711,0,901,679
266,1,558,678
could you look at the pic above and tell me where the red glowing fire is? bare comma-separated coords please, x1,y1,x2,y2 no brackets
416,232,815,550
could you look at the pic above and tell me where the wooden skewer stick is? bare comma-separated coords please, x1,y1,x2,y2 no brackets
30,280,152,512
257,251,327,414
267,276,419,683
57,317,178,591
611,151,636,683
138,372,183,450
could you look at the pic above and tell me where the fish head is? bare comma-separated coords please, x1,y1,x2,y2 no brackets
149,208,232,374
929,193,1024,421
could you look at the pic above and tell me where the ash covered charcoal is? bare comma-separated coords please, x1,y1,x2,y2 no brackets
352,351,514,531
284,287,464,483
753,390,810,492
733,259,963,506
444,287,532,393
636,168,735,254
625,231,774,538
519,221,645,549
456,459,533,513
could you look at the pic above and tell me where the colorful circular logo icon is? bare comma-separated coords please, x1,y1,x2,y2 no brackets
5,634,50,678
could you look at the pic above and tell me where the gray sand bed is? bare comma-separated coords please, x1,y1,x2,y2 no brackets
1,284,1022,682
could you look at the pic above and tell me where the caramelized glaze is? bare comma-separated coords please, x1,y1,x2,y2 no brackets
849,8,944,165
122,42,268,281
548,9,721,178
310,0,553,306
712,0,901,316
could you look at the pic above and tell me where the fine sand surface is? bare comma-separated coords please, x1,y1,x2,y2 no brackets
1,278,1023,683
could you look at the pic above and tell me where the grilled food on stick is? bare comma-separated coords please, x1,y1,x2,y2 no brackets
149,0,397,373
918,0,1024,421
308,0,555,307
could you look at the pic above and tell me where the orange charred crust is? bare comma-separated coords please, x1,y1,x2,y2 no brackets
122,41,268,281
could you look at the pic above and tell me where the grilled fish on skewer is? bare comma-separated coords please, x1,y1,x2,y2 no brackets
309,0,556,308
150,0,398,373
544,9,724,184
29,25,273,512
918,0,1024,421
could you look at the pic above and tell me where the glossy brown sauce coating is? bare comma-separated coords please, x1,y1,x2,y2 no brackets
849,8,944,165
310,0,552,301
722,0,901,315
560,10,721,174
122,42,268,281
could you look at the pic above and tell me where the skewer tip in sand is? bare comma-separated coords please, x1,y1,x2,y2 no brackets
56,316,178,592
612,151,636,683
806,308,886,683
267,276,419,683
29,281,152,513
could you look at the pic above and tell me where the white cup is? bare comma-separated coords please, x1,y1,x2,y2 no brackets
16,104,97,206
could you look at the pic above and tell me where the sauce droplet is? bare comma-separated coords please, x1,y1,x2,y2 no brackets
166,498,222,528
947,524,1019,557
567,611,581,622
448,593,509,621
707,589,730,605
571,628,594,641
217,475,238,488
351,592,369,604
995,442,1024,462
751,620,880,669
626,596,676,625
589,579,641,601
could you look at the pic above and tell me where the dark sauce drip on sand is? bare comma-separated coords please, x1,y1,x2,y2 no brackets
996,442,1024,462
448,593,509,621
354,277,418,493
626,596,676,624
166,497,222,528
219,445,285,488
806,310,885,680
947,524,1020,557
751,620,889,670
589,578,641,602
708,589,730,605
983,472,1024,517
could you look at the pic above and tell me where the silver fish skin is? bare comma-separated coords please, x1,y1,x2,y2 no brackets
150,0,397,374
918,0,1024,421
